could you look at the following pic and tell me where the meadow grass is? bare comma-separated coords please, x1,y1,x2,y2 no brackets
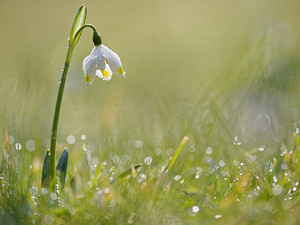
1,0,300,224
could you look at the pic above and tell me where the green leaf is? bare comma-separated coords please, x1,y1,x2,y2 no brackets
56,149,69,190
68,5,87,47
41,149,50,188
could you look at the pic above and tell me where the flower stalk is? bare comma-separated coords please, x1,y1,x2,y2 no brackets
48,5,87,187
47,5,125,189
49,45,73,186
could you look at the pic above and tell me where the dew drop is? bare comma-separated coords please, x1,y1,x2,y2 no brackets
281,163,288,170
135,140,143,148
82,143,88,151
233,160,239,167
144,156,152,166
174,175,182,181
192,205,199,213
92,157,99,165
26,139,35,152
140,173,147,180
41,188,48,195
215,214,222,219
233,136,242,146
67,135,76,145
272,184,282,195
69,208,76,216
50,193,57,200
205,146,213,155
258,145,265,152
219,160,225,167
15,143,22,151
44,215,54,225
155,148,161,156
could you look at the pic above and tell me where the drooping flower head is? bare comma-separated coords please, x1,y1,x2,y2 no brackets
82,31,125,85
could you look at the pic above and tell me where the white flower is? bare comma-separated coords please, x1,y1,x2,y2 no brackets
82,44,125,85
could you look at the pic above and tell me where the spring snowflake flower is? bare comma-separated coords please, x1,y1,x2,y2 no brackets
82,44,125,85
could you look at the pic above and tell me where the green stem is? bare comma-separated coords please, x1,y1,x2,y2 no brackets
49,46,73,186
75,24,97,34
49,24,101,187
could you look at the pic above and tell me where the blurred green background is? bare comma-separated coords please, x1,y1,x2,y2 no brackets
0,0,300,159
1,1,300,224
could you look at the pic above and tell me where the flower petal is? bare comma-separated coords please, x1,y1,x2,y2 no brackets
95,46,106,70
96,63,112,81
100,45,125,78
82,55,97,86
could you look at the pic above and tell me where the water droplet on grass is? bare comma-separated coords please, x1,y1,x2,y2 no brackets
155,148,161,156
139,173,147,183
281,163,288,170
44,215,54,225
174,175,181,181
205,146,213,155
272,184,282,195
135,140,143,148
192,205,199,213
144,156,152,166
233,160,239,166
26,139,35,152
67,135,76,144
41,188,48,195
82,143,88,151
15,143,22,151
50,193,57,200
219,160,225,167
69,208,76,215
258,145,265,152
233,136,242,145
215,214,222,219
